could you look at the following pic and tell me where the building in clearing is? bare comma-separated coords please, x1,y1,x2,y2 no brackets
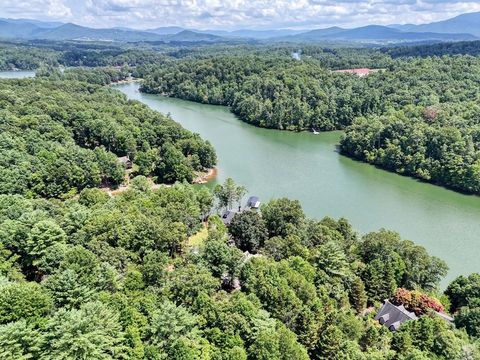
374,300,418,331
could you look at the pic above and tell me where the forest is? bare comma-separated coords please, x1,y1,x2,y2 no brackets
0,78,216,198
140,53,480,194
0,40,170,70
1,172,479,359
0,42,480,359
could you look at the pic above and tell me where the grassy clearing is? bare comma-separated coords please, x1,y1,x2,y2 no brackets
186,224,209,248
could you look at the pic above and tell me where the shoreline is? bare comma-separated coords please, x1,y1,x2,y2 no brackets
110,77,142,85
193,167,217,184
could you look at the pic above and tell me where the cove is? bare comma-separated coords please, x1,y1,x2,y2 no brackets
115,82,480,286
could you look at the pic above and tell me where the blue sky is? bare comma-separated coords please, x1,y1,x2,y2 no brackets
1,0,480,30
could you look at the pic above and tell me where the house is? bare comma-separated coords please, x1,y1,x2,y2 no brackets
118,156,132,169
334,68,372,77
374,300,418,331
222,209,238,225
222,195,260,225
246,196,260,209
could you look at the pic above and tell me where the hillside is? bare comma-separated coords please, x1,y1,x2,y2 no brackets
0,78,216,197
392,12,480,37
0,20,227,43
165,30,224,42
34,23,165,42
1,16,479,44
146,26,185,35
0,20,41,38
283,25,477,43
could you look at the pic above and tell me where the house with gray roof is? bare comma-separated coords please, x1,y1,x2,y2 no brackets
246,196,260,209
374,300,418,331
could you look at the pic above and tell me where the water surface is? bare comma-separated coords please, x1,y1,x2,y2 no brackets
116,82,480,285
0,70,35,79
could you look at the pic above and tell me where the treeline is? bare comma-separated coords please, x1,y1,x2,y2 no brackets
37,66,131,85
0,176,478,359
141,54,480,193
0,78,216,198
0,41,168,70
141,56,376,131
340,56,480,194
0,42,59,70
385,40,480,58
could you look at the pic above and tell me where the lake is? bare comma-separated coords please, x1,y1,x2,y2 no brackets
0,70,35,79
1,71,477,285
115,82,480,286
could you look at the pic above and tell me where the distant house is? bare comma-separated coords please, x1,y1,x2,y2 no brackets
334,68,372,77
118,156,132,169
246,196,261,209
222,209,238,225
375,300,418,331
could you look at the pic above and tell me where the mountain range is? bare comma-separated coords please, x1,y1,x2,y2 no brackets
1,12,480,44
390,12,480,38
276,25,476,43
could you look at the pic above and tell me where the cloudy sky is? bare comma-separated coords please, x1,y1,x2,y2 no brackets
1,0,480,30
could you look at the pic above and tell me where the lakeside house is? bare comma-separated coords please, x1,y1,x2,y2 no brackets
247,196,261,209
222,196,261,225
375,300,418,331
375,299,454,331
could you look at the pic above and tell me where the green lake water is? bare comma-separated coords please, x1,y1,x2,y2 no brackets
115,82,480,286
1,71,476,286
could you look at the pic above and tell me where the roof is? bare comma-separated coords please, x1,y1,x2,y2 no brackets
374,300,418,331
247,196,260,208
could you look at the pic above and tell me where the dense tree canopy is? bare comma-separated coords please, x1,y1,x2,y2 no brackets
0,40,169,71
0,78,216,198
140,53,480,194
0,180,477,359
1,43,479,359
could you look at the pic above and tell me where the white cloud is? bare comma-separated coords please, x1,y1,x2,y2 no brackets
1,0,72,19
0,0,479,30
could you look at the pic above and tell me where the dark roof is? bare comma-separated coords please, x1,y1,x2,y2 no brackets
374,300,418,331
247,196,260,208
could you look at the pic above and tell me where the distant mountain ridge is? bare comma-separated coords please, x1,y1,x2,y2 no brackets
0,19,223,43
146,26,185,35
281,25,477,43
0,12,480,44
34,23,164,42
390,12,480,37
